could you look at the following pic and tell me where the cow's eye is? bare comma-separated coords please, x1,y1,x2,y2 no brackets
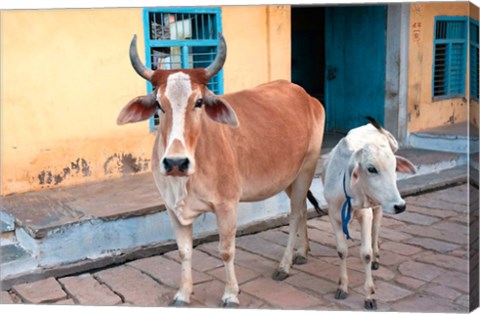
367,166,378,174
195,98,203,108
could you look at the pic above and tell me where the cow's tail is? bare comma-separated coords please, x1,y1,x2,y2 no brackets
307,190,327,216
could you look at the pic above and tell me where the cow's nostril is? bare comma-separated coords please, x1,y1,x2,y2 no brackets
163,158,173,172
163,158,189,173
394,204,406,214
178,158,190,172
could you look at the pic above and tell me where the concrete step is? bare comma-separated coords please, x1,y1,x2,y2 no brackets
1,211,17,246
1,210,15,234
408,122,479,154
0,148,470,288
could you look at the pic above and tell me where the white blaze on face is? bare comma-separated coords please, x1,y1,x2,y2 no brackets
162,72,192,153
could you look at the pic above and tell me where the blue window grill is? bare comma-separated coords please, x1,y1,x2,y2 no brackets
142,7,223,130
432,17,468,100
470,19,479,101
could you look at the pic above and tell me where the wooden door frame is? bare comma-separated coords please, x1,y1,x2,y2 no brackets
384,3,410,145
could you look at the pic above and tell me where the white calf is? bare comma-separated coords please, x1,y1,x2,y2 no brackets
322,118,416,310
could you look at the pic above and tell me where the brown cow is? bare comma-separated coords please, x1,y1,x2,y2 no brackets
117,33,325,307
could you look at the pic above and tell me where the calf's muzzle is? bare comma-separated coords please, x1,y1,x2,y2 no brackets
394,203,406,214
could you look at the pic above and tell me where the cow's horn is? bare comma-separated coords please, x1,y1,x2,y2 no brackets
205,33,227,79
129,34,154,81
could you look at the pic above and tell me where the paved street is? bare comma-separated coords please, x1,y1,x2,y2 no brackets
1,184,474,312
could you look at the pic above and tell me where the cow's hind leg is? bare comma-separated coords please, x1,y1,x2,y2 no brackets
273,169,314,281
329,211,349,300
215,204,240,307
167,210,193,306
272,192,306,281
357,208,377,310
293,203,309,266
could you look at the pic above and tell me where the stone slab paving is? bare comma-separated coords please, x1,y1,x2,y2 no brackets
2,184,474,312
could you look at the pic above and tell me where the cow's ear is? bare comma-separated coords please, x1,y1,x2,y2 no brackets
117,94,157,125
204,92,239,128
350,163,361,188
396,156,417,174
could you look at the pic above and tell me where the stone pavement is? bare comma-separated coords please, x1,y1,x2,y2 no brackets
1,184,475,312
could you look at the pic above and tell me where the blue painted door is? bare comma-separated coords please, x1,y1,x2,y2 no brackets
325,5,386,132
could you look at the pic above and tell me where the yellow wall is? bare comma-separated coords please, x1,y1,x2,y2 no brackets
0,6,291,196
221,5,291,92
407,2,470,132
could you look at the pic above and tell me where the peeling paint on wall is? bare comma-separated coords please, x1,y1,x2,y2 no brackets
38,158,91,186
413,104,421,118
103,153,150,175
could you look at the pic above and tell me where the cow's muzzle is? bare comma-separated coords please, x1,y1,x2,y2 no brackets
162,157,190,176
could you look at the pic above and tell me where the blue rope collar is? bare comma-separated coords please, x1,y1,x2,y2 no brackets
342,173,353,241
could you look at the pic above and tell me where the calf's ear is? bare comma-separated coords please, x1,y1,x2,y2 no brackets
350,163,361,188
117,94,157,125
396,156,417,174
350,148,364,188
204,91,239,128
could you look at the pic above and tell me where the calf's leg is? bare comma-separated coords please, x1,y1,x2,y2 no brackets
329,211,349,300
371,206,383,270
356,207,377,310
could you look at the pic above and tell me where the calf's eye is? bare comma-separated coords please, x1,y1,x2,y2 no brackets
367,167,378,174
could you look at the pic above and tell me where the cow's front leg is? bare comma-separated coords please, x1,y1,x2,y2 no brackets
167,209,193,306
215,205,239,307
371,206,383,270
356,207,376,310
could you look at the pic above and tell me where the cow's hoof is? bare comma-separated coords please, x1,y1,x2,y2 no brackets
371,261,380,270
293,255,308,265
334,289,348,300
364,299,377,310
221,300,239,308
169,299,189,307
272,270,289,281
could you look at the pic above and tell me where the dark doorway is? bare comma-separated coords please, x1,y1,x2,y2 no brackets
291,6,325,104
291,5,387,134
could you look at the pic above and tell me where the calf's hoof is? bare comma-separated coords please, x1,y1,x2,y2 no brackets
221,300,240,308
371,261,380,270
169,299,189,307
334,289,348,300
364,299,377,310
272,269,289,281
292,255,308,265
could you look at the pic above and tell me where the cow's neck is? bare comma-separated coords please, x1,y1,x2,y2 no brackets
152,132,194,225
163,176,189,215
